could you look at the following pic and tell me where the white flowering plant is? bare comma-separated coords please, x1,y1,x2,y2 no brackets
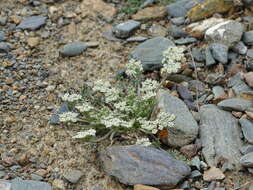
56,46,185,146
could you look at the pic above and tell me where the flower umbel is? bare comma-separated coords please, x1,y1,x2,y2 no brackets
136,138,152,146
140,79,159,100
59,112,78,123
72,129,96,139
126,59,143,78
61,93,82,102
75,102,94,112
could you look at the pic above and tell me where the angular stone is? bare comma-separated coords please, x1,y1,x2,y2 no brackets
11,178,52,190
126,36,148,43
60,42,87,57
168,25,188,39
203,167,225,181
244,72,253,88
177,85,193,101
205,47,216,66
192,48,205,62
132,7,167,21
17,16,46,30
200,104,243,169
171,17,185,26
210,43,228,64
239,118,253,144
233,41,248,55
49,103,69,125
240,152,253,167
243,30,253,45
112,20,141,39
247,49,253,59
187,0,234,22
240,145,253,155
100,145,191,187
174,37,197,45
212,86,225,98
156,90,199,147
218,98,253,112
148,23,167,37
130,37,175,71
0,42,10,53
205,20,244,48
63,169,83,183
0,31,5,42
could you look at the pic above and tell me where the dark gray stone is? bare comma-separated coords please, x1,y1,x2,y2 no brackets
0,42,10,53
190,170,202,179
112,20,141,39
210,43,228,64
11,178,52,190
240,145,253,155
49,103,69,125
167,74,192,83
239,118,253,144
174,37,197,45
191,156,201,170
100,145,191,187
240,152,253,167
60,42,87,57
247,49,253,59
130,37,175,71
233,41,247,55
126,36,147,42
177,85,193,101
156,90,199,147
17,16,46,30
192,48,205,62
171,17,185,25
243,30,253,45
205,47,216,66
217,98,253,112
188,80,206,93
0,31,5,42
63,169,83,183
205,73,225,85
200,104,243,169
179,181,190,189
168,25,188,38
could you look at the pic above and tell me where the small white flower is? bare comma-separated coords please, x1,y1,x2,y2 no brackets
72,129,96,139
61,93,82,102
101,113,134,128
114,101,130,112
59,112,78,123
157,111,176,130
126,59,143,78
75,103,94,112
136,138,152,146
140,79,159,100
138,118,158,134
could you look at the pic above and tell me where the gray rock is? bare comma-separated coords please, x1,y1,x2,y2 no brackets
212,86,225,98
156,90,199,147
190,170,202,179
233,41,248,55
49,103,69,125
0,42,10,53
205,73,225,85
243,30,253,45
0,180,11,190
247,49,253,59
11,178,52,190
17,16,46,30
112,20,141,39
177,85,193,101
191,156,201,170
239,118,253,144
240,152,253,167
100,145,191,187
63,169,83,183
60,42,87,57
0,17,7,26
167,0,205,18
205,20,244,48
217,98,253,112
0,31,5,42
0,171,6,178
174,37,197,45
240,145,253,155
126,36,147,42
188,80,206,93
192,48,205,62
200,104,243,169
171,17,185,25
179,181,190,189
205,47,216,66
130,37,175,71
168,25,188,38
30,174,43,181
210,43,228,64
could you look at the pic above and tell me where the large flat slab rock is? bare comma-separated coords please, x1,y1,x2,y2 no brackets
217,98,253,112
100,145,191,188
156,90,199,147
130,37,175,71
0,179,52,190
17,16,46,30
200,104,243,169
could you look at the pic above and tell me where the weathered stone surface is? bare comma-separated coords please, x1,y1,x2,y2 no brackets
203,167,225,181
11,178,52,190
17,16,46,30
200,104,243,169
134,184,159,190
174,37,197,45
240,145,253,155
243,30,253,45
192,48,205,62
60,42,87,57
100,145,191,187
156,90,199,147
205,47,216,66
239,118,253,144
233,41,248,55
217,98,253,112
112,20,141,39
0,31,5,42
187,0,234,22
63,169,83,183
126,36,148,43
210,43,228,64
167,0,205,18
168,25,188,39
244,72,253,88
240,152,253,167
0,180,11,190
130,37,175,71
132,7,167,21
171,17,185,26
0,42,11,53
205,20,244,48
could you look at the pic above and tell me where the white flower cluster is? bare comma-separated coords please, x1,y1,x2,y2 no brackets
138,111,176,134
136,138,152,146
61,93,82,102
93,80,119,103
59,112,78,123
140,79,159,100
114,101,130,112
101,113,134,128
161,46,185,74
72,129,96,139
75,102,94,112
126,59,143,78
